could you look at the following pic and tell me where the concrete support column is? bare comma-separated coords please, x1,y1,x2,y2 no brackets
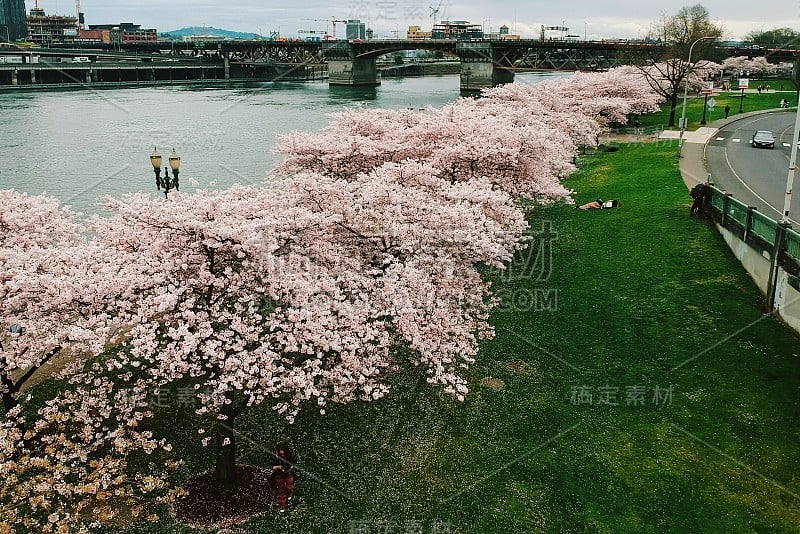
456,41,515,92
30,69,36,84
224,52,230,79
11,69,17,85
459,60,494,92
328,57,379,86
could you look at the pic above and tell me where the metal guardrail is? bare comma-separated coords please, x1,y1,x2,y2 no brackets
785,228,800,263
608,124,664,137
707,185,781,248
702,184,799,309
750,210,778,245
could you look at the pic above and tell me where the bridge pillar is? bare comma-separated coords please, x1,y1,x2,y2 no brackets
30,69,36,84
327,57,379,86
323,43,379,86
456,41,515,92
224,52,231,79
11,69,17,85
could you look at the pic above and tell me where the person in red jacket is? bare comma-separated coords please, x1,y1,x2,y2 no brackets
269,443,298,512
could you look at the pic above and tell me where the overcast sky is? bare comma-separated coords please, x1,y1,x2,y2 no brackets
27,1,800,41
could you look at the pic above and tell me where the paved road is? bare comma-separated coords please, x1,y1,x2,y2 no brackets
705,111,800,223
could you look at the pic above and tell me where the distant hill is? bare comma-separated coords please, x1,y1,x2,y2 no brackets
161,26,262,40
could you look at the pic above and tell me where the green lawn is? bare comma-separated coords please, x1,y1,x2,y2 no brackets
31,141,800,533
637,79,797,130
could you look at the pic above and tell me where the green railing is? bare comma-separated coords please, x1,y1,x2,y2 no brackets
710,188,725,212
751,210,779,246
724,195,749,228
706,184,796,273
786,228,800,262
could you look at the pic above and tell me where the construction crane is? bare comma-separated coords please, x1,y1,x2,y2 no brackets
75,0,85,29
303,18,348,39
429,0,443,29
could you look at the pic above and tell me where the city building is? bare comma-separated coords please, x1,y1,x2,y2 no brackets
87,23,157,44
365,27,373,39
406,25,431,40
78,27,111,43
431,20,483,40
346,19,365,40
1,0,27,41
27,7,78,45
485,24,520,41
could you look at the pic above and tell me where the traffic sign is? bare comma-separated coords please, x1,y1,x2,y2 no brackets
707,97,717,109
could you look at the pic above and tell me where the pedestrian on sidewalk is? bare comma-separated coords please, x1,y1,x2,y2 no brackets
724,104,730,118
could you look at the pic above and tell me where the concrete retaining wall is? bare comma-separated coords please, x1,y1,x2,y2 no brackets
717,223,772,294
717,221,800,333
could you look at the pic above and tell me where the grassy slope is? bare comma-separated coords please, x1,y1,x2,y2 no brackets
95,141,800,533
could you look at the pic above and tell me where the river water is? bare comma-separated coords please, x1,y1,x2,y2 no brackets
0,72,567,215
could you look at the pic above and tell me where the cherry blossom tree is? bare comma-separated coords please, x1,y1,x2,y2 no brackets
637,59,722,126
87,176,524,487
501,67,664,125
722,56,777,76
280,161,529,378
276,73,664,201
275,93,579,201
0,191,110,414
0,191,176,532
0,376,176,534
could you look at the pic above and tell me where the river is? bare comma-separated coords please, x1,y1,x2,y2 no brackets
0,72,568,215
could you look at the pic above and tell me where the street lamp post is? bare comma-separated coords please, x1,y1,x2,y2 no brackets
781,100,800,224
678,36,714,157
737,70,749,113
700,91,710,125
149,147,181,198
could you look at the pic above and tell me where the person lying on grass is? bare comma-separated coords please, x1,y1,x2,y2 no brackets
577,199,621,210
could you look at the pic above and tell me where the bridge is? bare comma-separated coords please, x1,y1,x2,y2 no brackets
232,39,670,91
2,39,797,91
221,39,798,90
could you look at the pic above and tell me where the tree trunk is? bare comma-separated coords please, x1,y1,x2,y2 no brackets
215,402,238,488
1,347,60,416
668,94,679,127
2,387,18,414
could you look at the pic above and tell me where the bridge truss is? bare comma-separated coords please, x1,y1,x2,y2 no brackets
223,41,325,66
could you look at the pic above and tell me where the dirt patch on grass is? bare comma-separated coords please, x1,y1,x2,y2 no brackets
172,465,274,529
479,377,506,390
504,360,537,376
